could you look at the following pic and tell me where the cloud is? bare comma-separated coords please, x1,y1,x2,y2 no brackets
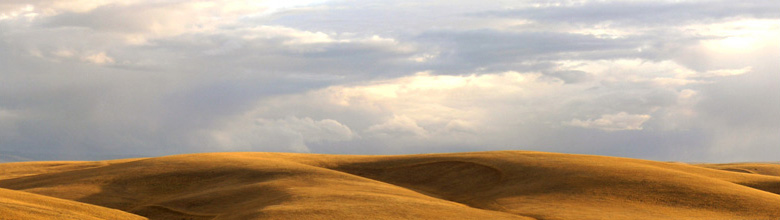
544,70,592,84
567,112,652,131
210,116,355,153
0,0,778,162
82,52,115,64
478,1,780,25
366,115,428,138
218,67,699,155
414,30,644,74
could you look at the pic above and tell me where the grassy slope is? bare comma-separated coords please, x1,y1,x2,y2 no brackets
0,188,145,220
0,151,778,220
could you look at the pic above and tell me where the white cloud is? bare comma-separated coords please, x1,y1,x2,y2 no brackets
0,4,36,21
239,25,337,45
695,19,780,51
82,52,115,64
51,49,75,58
224,52,765,153
210,116,355,153
366,115,428,138
232,66,683,152
700,67,752,78
567,112,652,131
410,52,439,63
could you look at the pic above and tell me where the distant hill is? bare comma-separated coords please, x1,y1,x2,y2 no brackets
0,150,147,162
0,153,31,163
1,151,779,220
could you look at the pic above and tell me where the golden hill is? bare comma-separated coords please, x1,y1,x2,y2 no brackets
0,187,144,220
1,151,779,220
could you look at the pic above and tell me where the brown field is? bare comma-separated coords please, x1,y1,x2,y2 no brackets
1,151,779,220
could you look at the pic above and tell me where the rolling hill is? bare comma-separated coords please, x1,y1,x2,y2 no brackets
0,187,144,220
1,151,779,220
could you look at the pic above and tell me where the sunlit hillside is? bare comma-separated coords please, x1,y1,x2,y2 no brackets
0,188,144,220
1,151,779,220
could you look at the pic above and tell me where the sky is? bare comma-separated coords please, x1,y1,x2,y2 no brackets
0,0,778,162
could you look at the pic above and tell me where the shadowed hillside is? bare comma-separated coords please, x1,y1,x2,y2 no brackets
1,151,779,220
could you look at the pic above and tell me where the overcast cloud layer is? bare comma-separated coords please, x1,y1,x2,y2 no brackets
1,0,778,162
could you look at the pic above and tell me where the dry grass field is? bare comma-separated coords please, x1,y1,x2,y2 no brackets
0,187,144,220
1,151,778,220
